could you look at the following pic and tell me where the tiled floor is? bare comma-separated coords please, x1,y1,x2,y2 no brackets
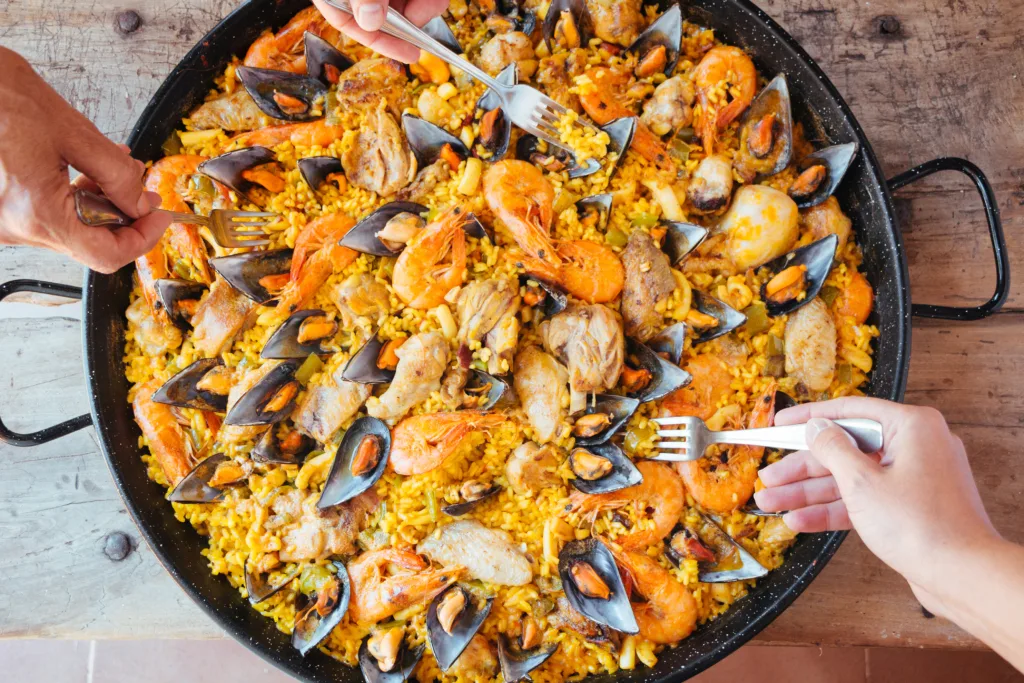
0,640,1020,682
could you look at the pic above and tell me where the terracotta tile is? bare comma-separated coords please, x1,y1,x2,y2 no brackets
692,645,867,683
91,640,297,683
0,640,90,682
867,648,1024,683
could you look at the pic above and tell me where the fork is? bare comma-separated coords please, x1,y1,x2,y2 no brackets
322,0,594,153
652,415,884,462
74,189,274,249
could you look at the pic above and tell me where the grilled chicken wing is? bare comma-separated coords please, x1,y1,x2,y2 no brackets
505,442,562,494
335,57,411,117
477,32,536,78
190,90,270,131
621,230,675,342
367,331,449,421
293,363,372,443
191,277,255,358
784,297,837,393
513,345,569,444
641,75,695,137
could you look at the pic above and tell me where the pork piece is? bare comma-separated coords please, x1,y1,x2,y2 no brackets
189,90,269,131
292,364,372,443
417,520,533,585
505,442,562,494
542,304,624,412
266,488,379,562
784,297,837,393
191,277,255,358
367,331,449,421
513,346,569,444
341,101,416,197
620,230,675,342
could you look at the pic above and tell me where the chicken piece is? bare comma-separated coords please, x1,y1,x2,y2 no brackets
484,307,519,376
687,154,734,214
126,296,182,356
543,304,624,413
292,364,372,443
548,596,611,642
191,277,255,358
335,57,411,118
640,75,695,137
332,273,391,329
505,442,562,495
440,362,471,410
266,488,379,562
585,0,644,46
801,196,852,254
456,278,521,375
513,346,569,444
477,32,536,78
620,230,675,342
367,331,449,422
759,516,799,548
784,297,837,393
189,90,270,131
218,362,279,444
417,519,533,585
341,100,417,197
395,158,451,203
537,49,589,113
448,635,499,680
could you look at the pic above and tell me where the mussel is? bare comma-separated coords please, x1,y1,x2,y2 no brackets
426,585,495,671
568,442,642,494
497,633,558,683
252,427,315,465
402,114,471,169
293,561,351,655
441,480,502,516
575,193,612,233
516,133,600,179
572,394,639,446
262,309,338,359
623,337,692,403
168,453,234,503
519,274,569,318
244,558,299,605
789,142,859,209
198,146,277,199
154,278,206,329
151,358,230,411
558,538,639,634
601,117,638,178
304,31,354,85
339,201,428,256
692,514,769,583
485,0,536,34
732,74,794,182
465,369,514,410
358,634,424,683
690,291,748,343
472,64,517,159
627,3,681,78
543,0,593,51
297,156,343,191
342,332,396,384
236,66,327,122
647,322,686,366
317,417,391,509
759,234,839,317
665,523,717,566
422,16,462,53
209,249,293,304
223,360,300,426
661,221,710,265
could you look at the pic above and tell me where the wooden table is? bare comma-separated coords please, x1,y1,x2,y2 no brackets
1,0,1021,650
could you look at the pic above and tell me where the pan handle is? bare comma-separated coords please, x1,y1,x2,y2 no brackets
0,279,92,446
888,157,1009,321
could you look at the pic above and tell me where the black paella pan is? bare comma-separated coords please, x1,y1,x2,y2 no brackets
0,0,1009,680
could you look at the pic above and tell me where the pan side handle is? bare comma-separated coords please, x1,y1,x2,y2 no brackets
0,279,92,446
888,157,1010,321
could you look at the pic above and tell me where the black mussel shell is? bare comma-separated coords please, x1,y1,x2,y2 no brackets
519,274,569,318
735,74,794,179
625,337,692,403
236,66,327,122
426,585,495,671
569,441,642,494
515,133,600,179
462,213,494,242
293,561,351,655
627,3,681,77
152,358,228,412
168,453,231,503
647,322,686,365
692,291,747,343
558,538,639,634
497,634,558,683
358,638,424,683
542,0,593,50
473,64,517,160
339,201,428,256
441,482,502,516
423,16,462,53
743,503,783,518
759,234,839,317
262,309,337,359
696,514,769,583
602,117,637,178
662,221,709,265
198,146,277,198
574,394,640,447
223,360,301,426
245,558,299,605
664,522,717,568
297,156,343,190
575,193,612,232
210,249,293,304
775,391,797,413
154,278,206,329
304,31,354,85
318,417,391,509
402,114,471,169
465,369,514,410
342,333,395,384
792,142,859,209
253,427,315,465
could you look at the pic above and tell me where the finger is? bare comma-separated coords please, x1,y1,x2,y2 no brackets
400,0,449,25
806,418,883,491
754,475,841,512
350,0,387,31
70,173,101,193
61,210,172,274
758,450,831,487
312,0,421,62
783,501,852,533
775,396,902,426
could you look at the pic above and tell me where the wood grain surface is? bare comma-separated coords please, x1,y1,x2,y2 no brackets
0,0,1021,648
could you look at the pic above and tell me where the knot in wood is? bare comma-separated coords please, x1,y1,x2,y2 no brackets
103,531,133,561
876,15,901,35
115,10,142,35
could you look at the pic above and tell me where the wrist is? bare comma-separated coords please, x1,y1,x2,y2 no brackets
908,532,1009,620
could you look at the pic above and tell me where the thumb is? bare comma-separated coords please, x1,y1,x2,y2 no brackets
806,418,883,494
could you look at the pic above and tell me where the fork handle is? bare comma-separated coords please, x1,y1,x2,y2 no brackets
74,190,198,227
712,419,884,453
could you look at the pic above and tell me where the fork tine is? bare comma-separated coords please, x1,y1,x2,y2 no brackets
656,442,692,449
228,211,279,218
653,417,695,425
655,429,693,438
229,222,275,231
652,452,690,461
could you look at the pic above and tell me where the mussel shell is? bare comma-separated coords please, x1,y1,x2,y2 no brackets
542,0,594,50
602,117,637,178
223,360,300,426
473,64,518,160
423,16,462,53
293,561,352,655
245,559,299,605
297,156,343,190
515,134,600,179
154,278,206,329
664,522,714,568
304,31,354,85
402,114,471,169
252,427,315,465
441,484,502,516
465,369,514,410
358,638,424,683
626,3,681,76
236,66,327,122
775,391,797,413
737,74,794,178
462,213,493,242
497,634,558,683
519,274,569,319
339,201,428,256
743,503,784,518
262,309,336,359
341,333,395,384
210,248,293,304
569,441,642,494
661,221,709,265
198,146,277,198
575,193,612,232
759,234,839,317
692,291,747,343
696,514,769,583
167,453,231,503
574,394,640,447
625,337,693,403
426,586,495,671
646,322,686,366
318,417,391,509
793,142,859,209
151,358,228,412
557,538,639,634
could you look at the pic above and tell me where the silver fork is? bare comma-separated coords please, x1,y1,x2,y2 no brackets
652,415,884,462
323,0,594,152
74,189,274,249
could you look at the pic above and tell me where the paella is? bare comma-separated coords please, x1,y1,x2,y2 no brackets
123,0,878,679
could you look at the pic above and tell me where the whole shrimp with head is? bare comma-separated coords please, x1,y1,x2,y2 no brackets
693,45,757,155
347,549,464,625
610,544,698,644
391,206,469,310
389,410,506,475
483,160,559,266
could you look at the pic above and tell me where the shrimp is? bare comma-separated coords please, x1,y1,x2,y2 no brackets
277,213,358,314
228,120,345,149
391,207,468,310
660,354,734,421
347,548,464,625
483,160,558,266
676,381,776,513
567,460,684,550
609,545,698,644
389,410,506,475
132,379,192,485
243,6,343,74
693,46,757,154
520,239,624,304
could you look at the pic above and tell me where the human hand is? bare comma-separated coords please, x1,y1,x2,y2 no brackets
0,47,171,274
312,0,449,63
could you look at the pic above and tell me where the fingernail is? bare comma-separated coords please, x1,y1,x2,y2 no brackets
752,489,767,508
805,418,831,443
144,191,163,210
357,2,384,29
